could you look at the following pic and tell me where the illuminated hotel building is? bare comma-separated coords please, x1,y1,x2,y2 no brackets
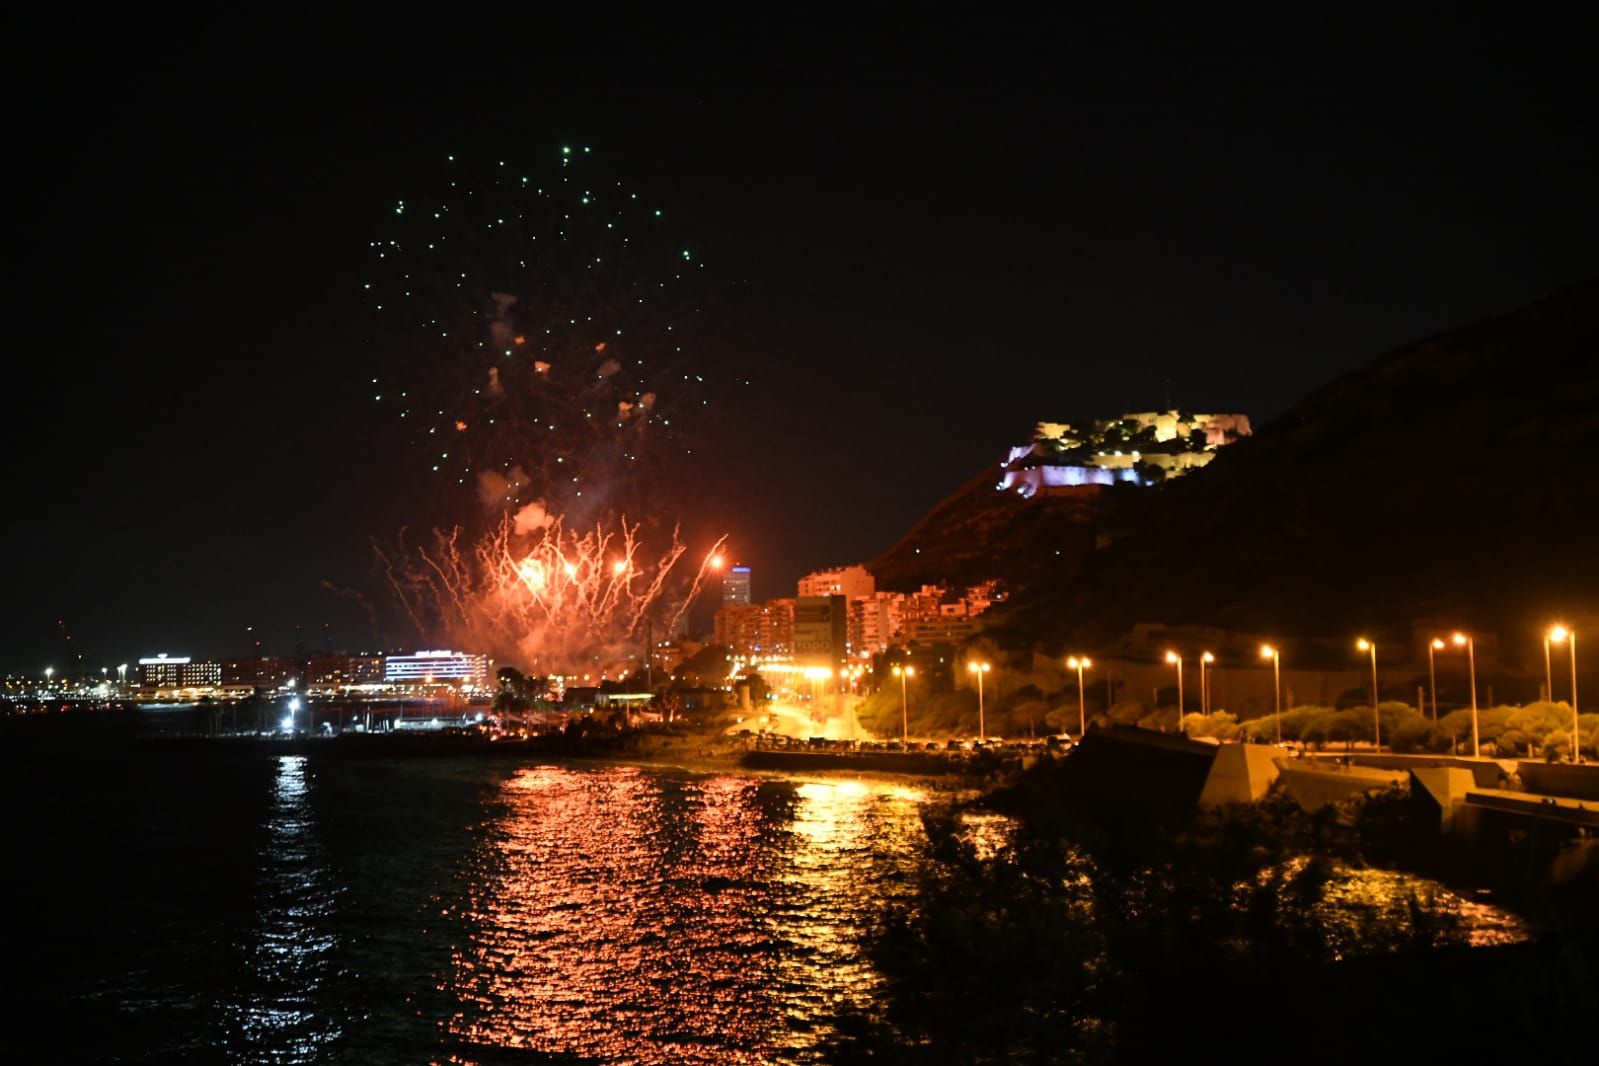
138,654,189,687
180,660,222,687
722,564,752,606
384,650,488,684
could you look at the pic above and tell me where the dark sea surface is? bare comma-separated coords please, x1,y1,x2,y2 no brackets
7,710,1540,1063
9,725,936,1064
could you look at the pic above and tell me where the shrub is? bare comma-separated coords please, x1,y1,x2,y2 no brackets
1184,710,1240,741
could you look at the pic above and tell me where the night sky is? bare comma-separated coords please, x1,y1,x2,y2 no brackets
6,12,1594,672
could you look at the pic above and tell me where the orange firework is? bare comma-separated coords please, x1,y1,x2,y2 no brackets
380,510,727,676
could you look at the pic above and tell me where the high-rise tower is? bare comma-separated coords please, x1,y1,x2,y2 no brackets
722,564,752,607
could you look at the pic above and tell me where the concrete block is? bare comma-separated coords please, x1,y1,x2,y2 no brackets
1199,743,1286,808
1410,767,1476,830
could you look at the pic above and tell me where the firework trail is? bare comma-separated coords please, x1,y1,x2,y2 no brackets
378,516,728,677
365,149,733,674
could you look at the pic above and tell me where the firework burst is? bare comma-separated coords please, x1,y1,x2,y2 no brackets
367,149,734,674
380,514,728,675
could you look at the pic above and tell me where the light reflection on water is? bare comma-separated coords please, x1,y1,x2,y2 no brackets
954,809,1016,861
11,751,1538,1064
1304,861,1529,951
222,755,341,1064
443,767,927,1063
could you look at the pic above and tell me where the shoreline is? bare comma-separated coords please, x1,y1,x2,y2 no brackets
7,720,995,791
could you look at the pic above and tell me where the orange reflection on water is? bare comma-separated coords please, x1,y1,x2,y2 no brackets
443,767,926,1063
1309,863,1529,952
766,779,927,1048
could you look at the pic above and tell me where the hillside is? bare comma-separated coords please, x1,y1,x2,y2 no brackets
881,283,1599,648
868,466,1128,593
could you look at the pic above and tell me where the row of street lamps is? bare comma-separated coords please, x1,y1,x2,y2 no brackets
1152,626,1579,759
892,659,994,745
33,663,131,692
894,624,1580,759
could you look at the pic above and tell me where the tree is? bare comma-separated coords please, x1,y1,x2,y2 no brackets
494,666,537,713
673,644,733,687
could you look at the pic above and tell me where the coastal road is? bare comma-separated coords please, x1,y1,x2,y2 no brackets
749,696,872,742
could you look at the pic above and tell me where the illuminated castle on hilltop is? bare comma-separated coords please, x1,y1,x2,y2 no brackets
997,410,1251,497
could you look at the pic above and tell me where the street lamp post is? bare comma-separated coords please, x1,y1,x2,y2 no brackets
1452,632,1479,758
968,661,991,740
1200,651,1215,715
1067,656,1092,736
1548,626,1579,762
1427,638,1444,722
892,664,915,748
1260,644,1281,744
1544,630,1555,705
1356,639,1380,751
1164,651,1184,734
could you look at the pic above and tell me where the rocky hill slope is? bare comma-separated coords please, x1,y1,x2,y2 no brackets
877,283,1599,648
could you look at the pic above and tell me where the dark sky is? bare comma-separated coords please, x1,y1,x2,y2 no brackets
5,11,1594,672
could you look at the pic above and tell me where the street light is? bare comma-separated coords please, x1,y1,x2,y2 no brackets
1452,632,1479,758
1427,638,1445,722
1355,639,1380,751
967,660,991,740
1164,651,1184,734
1260,644,1281,744
1200,651,1215,714
1548,625,1579,762
117,663,128,688
1067,656,1092,736
891,664,915,748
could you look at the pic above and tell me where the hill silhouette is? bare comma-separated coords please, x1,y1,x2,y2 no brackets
874,283,1599,649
